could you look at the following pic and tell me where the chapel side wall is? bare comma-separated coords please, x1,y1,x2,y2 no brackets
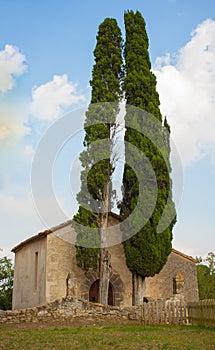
144,252,199,302
12,238,46,310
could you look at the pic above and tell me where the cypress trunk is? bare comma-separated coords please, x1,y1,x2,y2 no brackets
73,18,123,305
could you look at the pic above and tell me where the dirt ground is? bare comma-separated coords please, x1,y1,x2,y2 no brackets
2,316,143,329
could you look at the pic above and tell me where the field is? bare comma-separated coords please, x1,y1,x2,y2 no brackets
0,319,214,350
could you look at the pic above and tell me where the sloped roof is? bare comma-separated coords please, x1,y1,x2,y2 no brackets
12,220,72,253
171,248,197,263
11,214,196,264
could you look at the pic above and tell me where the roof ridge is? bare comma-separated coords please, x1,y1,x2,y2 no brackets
171,248,197,263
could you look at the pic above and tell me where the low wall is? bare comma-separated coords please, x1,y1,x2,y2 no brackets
0,297,142,324
0,296,187,325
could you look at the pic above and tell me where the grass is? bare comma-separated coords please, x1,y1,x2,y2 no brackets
0,322,214,350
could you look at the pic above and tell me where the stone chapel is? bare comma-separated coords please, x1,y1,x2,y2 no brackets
12,213,199,310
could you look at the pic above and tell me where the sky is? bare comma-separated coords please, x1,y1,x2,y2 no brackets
0,0,215,260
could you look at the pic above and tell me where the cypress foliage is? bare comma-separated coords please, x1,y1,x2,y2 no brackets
73,18,123,303
120,10,176,280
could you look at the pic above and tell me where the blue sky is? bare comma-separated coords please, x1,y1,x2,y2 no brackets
0,0,215,259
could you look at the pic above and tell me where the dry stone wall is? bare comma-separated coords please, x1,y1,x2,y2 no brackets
0,297,142,324
0,296,187,325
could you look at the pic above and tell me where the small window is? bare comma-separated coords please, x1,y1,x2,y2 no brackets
34,252,38,291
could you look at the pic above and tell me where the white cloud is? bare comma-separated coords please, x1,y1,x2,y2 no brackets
30,74,86,121
154,19,215,166
0,44,27,93
0,103,30,146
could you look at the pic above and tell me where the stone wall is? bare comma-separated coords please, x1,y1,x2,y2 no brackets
144,251,199,303
0,296,187,325
0,297,142,324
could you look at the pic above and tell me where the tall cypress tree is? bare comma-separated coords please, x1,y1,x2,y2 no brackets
73,18,123,305
120,10,176,305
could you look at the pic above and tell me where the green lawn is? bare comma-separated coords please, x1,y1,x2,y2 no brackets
0,323,214,350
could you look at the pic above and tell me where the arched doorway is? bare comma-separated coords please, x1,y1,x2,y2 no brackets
89,279,114,305
89,279,99,303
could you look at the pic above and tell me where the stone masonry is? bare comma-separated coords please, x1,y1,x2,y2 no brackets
0,296,188,325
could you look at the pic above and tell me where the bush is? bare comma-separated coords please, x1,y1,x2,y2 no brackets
0,256,14,310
